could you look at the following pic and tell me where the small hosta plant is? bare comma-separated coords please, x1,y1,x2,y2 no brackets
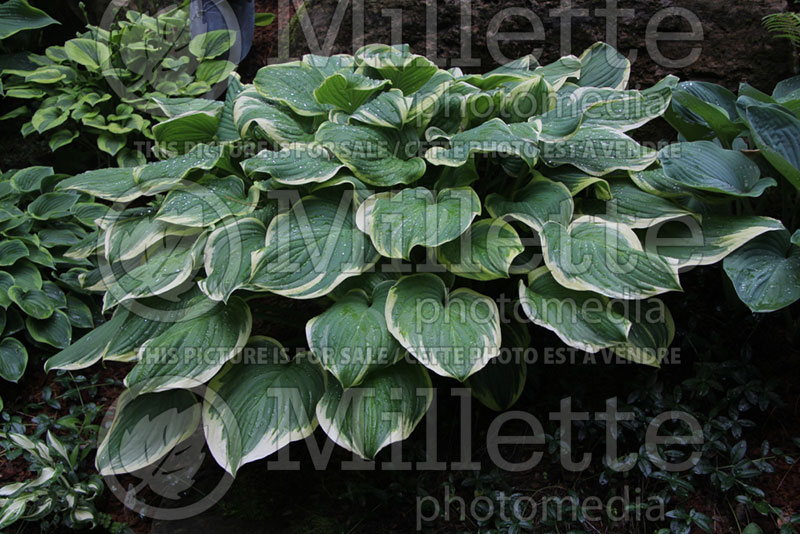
0,166,102,408
48,43,790,476
0,4,238,166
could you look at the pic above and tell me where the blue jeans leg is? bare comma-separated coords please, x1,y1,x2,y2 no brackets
190,0,254,63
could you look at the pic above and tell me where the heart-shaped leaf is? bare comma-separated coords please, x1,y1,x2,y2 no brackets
437,218,524,281
0,337,27,382
485,176,573,231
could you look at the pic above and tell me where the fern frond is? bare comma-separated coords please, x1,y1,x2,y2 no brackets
763,12,800,47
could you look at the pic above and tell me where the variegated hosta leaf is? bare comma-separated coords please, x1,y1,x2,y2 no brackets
540,124,657,176
103,207,198,264
8,166,53,192
250,192,379,299
203,338,326,475
519,268,631,353
386,273,501,381
349,89,409,129
424,118,539,168
199,217,266,302
156,175,257,227
466,322,529,411
95,388,201,475
316,122,426,187
152,109,221,151
253,61,331,116
541,216,682,300
658,141,777,197
499,75,554,122
45,310,128,371
544,168,611,198
27,192,79,220
629,166,694,198
134,144,225,195
645,216,785,268
611,298,675,367
306,281,403,388
356,187,481,260
590,179,698,229
241,144,344,185
485,176,573,232
578,42,631,90
581,75,678,131
313,71,389,114
233,92,314,146
437,218,524,281
57,167,138,202
723,230,800,313
316,361,432,460
355,44,439,95
124,296,252,393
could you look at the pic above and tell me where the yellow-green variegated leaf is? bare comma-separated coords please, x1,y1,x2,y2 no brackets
0,0,59,39
313,71,389,114
241,144,344,185
8,286,54,319
519,268,631,353
95,388,200,475
356,187,481,260
233,92,314,146
199,217,266,302
316,360,432,460
316,122,426,187
540,124,656,176
593,179,698,228
723,230,800,313
64,38,111,70
611,298,674,367
485,176,573,232
424,118,539,168
658,141,777,197
103,208,199,264
437,218,524,281
386,274,501,381
578,42,630,90
349,89,410,129
499,75,554,122
203,338,326,475
541,216,681,300
355,44,438,95
156,175,257,227
188,29,236,60
124,296,251,393
465,322,529,411
250,193,379,299
253,61,331,116
645,216,785,268
152,109,221,150
306,281,403,388
44,309,128,371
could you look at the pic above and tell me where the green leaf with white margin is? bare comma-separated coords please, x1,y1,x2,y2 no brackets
723,230,800,313
532,55,582,90
519,267,631,353
0,338,27,382
134,144,224,195
540,124,657,176
216,73,244,142
152,109,222,150
8,286,54,319
103,208,197,264
578,42,630,90
5,259,41,291
203,337,326,475
591,178,698,228
241,144,345,185
424,118,539,168
156,175,257,227
253,61,331,116
316,122,426,187
188,29,236,60
9,166,53,192
355,44,438,95
740,100,800,190
27,192,78,219
64,38,110,70
233,92,314,146
0,0,59,39
541,216,682,300
349,89,410,129
56,167,139,202
499,75,554,122
582,75,679,132
102,238,203,312
306,281,403,388
199,217,266,302
465,322,529,411
124,296,251,393
316,360,432,460
386,273,501,380
437,218,524,281
611,298,674,367
485,175,573,232
356,187,481,260
250,192,379,299
26,309,71,349
95,388,200,475
644,215,784,268
0,240,28,266
658,141,777,197
313,71,389,114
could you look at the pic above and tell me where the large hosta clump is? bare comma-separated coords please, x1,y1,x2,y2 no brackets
47,43,787,475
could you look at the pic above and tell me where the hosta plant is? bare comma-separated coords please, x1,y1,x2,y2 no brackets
47,43,791,476
0,3,239,166
0,166,103,409
665,76,800,312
